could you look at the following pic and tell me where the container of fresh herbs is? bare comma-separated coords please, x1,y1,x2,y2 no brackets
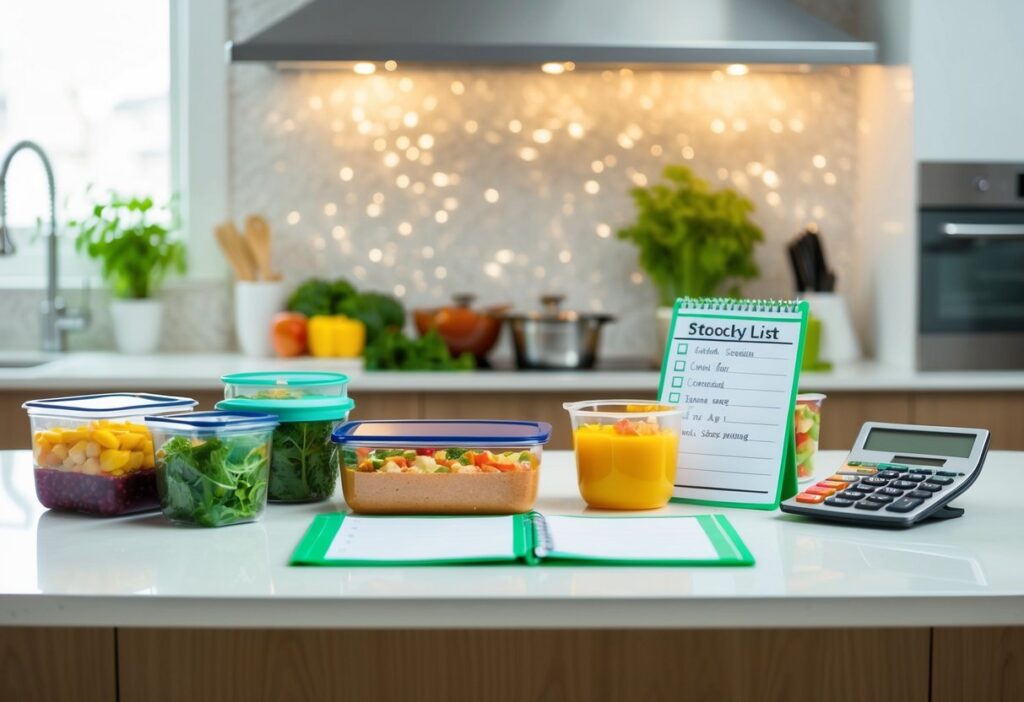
145,411,278,527
217,397,353,503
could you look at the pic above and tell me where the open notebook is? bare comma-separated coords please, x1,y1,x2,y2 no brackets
291,513,754,567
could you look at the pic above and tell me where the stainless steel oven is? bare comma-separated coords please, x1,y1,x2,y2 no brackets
918,162,1024,370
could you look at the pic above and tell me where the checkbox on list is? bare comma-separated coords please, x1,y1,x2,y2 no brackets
677,342,688,355
674,360,686,372
668,392,681,403
671,376,684,388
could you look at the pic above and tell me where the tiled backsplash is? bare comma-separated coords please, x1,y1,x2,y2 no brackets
232,55,856,355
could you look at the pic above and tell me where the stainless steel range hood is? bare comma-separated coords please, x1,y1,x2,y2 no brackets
228,0,876,66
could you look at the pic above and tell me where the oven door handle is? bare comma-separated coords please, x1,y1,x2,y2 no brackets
941,223,1024,238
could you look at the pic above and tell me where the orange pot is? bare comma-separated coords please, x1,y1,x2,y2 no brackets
412,294,508,362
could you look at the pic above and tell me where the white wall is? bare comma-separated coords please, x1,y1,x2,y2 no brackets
911,0,1024,161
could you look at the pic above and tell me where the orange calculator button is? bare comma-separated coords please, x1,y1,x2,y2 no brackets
855,467,878,475
806,486,836,496
796,492,826,504
817,480,846,491
828,474,857,483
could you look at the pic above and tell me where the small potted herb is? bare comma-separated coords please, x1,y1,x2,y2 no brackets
617,165,764,354
69,194,186,354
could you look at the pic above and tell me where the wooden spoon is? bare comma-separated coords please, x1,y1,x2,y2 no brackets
215,221,256,281
243,215,281,281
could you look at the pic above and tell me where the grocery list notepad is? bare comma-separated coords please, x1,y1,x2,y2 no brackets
291,513,753,567
658,298,808,509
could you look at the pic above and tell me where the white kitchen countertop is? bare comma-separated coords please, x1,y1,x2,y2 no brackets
2,450,1023,629
1,351,1024,393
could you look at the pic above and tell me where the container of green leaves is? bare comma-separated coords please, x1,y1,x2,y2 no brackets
145,411,278,527
217,373,354,503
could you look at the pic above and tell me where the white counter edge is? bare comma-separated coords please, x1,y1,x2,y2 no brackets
3,595,1022,629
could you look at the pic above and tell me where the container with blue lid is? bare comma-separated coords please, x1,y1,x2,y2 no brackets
23,392,198,517
144,411,279,527
217,392,355,503
221,371,349,400
333,420,553,515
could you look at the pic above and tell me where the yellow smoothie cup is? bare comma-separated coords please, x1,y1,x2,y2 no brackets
563,400,683,510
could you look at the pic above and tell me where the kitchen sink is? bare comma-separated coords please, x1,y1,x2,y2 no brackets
0,360,51,368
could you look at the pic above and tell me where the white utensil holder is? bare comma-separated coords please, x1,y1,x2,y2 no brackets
235,281,286,357
801,292,861,364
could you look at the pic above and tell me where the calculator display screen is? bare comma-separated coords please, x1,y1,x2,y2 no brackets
864,428,975,458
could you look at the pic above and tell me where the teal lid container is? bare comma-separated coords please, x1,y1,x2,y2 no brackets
221,371,349,401
215,395,355,422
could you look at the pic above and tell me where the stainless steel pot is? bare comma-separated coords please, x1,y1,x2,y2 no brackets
503,295,615,370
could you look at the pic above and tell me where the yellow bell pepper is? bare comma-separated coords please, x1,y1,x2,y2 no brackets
308,315,366,357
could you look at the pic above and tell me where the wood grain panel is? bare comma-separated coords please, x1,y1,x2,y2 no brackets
0,627,116,702
118,627,928,702
932,627,1024,702
421,392,613,449
818,392,912,450
350,392,422,421
912,392,1024,450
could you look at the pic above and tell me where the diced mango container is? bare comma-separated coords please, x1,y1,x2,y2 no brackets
221,371,349,400
563,400,683,510
23,393,198,516
332,420,552,514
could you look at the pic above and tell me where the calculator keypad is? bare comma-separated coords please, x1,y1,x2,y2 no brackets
790,460,962,523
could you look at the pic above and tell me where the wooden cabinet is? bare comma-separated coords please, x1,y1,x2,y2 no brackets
0,627,116,702
932,627,1024,702
1,389,1022,451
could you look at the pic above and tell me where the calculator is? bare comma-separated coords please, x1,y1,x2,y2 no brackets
780,422,990,528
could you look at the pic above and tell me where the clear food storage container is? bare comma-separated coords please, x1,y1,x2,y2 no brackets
23,393,197,516
794,393,826,482
563,400,683,510
332,420,552,514
221,371,349,400
145,411,278,527
216,394,355,503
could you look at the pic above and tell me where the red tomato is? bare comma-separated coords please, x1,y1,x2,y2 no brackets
613,418,639,436
271,312,308,357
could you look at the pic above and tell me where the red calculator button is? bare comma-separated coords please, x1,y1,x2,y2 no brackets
796,492,826,504
806,486,836,496
817,480,846,491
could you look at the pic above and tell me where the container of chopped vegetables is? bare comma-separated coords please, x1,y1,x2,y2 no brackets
23,393,198,516
221,370,349,400
216,392,354,503
332,420,552,514
794,393,826,482
145,411,278,527
563,400,682,510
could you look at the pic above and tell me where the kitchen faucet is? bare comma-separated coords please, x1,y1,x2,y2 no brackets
0,140,89,352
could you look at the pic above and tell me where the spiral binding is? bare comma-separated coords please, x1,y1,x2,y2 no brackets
532,513,554,558
677,297,802,314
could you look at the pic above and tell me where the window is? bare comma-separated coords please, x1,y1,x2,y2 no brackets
0,1,170,281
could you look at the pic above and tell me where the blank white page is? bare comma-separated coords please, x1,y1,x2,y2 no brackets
324,515,515,563
539,516,720,562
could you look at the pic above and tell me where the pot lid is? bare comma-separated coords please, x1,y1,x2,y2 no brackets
502,294,615,322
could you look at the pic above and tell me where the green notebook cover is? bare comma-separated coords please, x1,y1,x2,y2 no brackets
290,512,754,567
657,297,809,510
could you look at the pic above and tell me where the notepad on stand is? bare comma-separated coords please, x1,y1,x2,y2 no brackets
657,298,809,509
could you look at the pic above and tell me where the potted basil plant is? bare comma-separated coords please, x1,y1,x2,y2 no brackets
617,165,764,355
69,194,186,354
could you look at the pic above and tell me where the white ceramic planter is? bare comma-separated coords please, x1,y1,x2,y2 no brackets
110,298,163,355
235,280,286,357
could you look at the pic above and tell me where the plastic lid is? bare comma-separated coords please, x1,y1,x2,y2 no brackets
220,371,349,388
144,411,279,436
216,396,354,422
23,393,197,417
332,420,552,446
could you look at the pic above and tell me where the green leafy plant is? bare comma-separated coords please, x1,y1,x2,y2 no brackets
286,278,404,343
618,165,763,304
363,328,475,371
69,194,186,299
